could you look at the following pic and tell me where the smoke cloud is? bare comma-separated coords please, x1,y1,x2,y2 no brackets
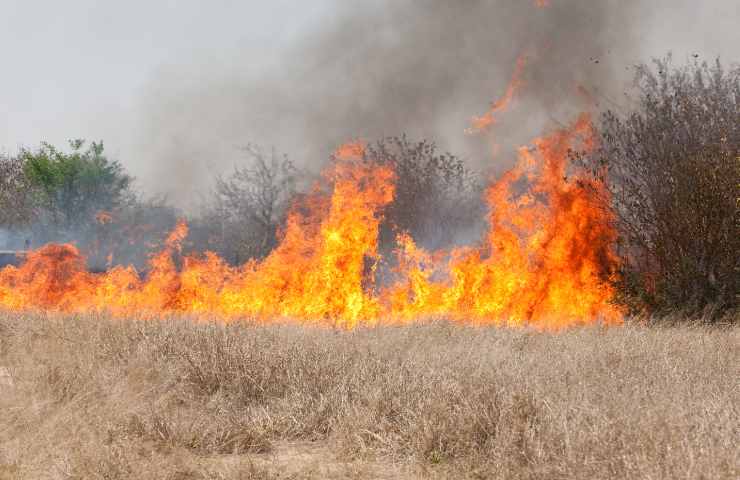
127,0,653,205
0,1,724,207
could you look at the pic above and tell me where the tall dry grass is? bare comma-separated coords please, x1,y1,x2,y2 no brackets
0,312,737,479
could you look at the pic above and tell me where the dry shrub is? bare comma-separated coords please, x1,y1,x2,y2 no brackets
584,56,739,317
193,145,297,265
362,136,482,253
0,154,35,229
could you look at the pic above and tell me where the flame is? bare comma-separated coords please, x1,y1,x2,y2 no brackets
535,0,550,8
334,141,366,160
467,54,527,134
0,118,621,329
386,114,622,328
0,158,398,327
215,158,395,328
0,58,624,332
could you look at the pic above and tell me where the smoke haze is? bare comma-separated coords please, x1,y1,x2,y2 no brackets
1,0,738,206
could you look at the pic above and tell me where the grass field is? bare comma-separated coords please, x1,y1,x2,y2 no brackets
0,313,737,479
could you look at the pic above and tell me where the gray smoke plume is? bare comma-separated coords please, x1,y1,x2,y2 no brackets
125,0,727,206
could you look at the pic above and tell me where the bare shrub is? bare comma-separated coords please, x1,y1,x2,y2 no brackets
362,136,483,253
195,145,297,264
0,154,35,229
583,56,739,316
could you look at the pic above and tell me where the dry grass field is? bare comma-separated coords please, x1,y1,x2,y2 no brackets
0,312,737,479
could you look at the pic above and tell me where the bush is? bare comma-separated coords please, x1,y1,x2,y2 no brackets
195,145,297,264
361,136,482,254
0,141,180,271
0,153,35,229
90,195,181,272
585,56,739,317
21,140,134,231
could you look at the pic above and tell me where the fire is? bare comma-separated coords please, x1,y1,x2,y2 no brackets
0,62,623,329
0,155,397,327
467,54,527,134
535,0,550,8
95,211,113,225
386,114,622,328
334,140,366,160
216,156,395,328
0,120,621,328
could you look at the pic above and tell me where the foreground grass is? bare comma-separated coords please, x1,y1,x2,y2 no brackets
0,313,737,479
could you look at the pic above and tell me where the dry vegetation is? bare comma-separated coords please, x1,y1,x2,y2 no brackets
0,313,737,479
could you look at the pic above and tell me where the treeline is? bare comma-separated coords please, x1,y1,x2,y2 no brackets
1,57,737,318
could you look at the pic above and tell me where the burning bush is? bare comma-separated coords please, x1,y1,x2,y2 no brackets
0,141,184,272
361,136,483,254
583,57,739,317
193,145,297,265
3,56,736,325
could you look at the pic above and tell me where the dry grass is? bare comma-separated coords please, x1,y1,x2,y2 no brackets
0,313,737,479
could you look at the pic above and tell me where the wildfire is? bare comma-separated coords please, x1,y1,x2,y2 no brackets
0,120,622,329
387,114,621,328
95,211,113,225
0,64,624,329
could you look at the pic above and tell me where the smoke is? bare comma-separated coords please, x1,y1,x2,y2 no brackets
128,0,652,206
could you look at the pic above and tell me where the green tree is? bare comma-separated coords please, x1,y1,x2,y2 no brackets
21,140,134,229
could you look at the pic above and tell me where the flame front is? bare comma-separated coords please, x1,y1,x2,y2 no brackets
0,118,622,329
386,114,622,328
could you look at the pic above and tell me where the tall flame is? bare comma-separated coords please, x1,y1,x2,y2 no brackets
0,119,621,329
0,51,624,331
386,114,621,328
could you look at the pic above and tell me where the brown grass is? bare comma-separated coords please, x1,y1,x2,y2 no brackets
0,313,737,479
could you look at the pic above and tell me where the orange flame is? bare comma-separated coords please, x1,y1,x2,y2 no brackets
334,141,366,160
387,114,622,328
0,159,398,327
0,118,621,329
95,211,113,225
0,58,623,330
467,54,527,134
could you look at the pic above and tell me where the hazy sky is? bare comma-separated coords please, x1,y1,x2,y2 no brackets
1,1,737,206
0,0,332,151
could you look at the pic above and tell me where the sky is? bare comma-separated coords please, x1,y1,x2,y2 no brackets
1,0,738,206
0,0,332,153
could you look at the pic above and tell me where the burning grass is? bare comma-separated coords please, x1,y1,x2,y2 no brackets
0,115,623,330
0,312,737,479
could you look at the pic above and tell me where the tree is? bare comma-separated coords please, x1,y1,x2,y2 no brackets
362,136,482,253
584,56,739,316
21,139,134,232
0,153,35,228
195,145,297,264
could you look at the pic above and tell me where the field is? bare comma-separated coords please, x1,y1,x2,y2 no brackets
0,313,737,479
